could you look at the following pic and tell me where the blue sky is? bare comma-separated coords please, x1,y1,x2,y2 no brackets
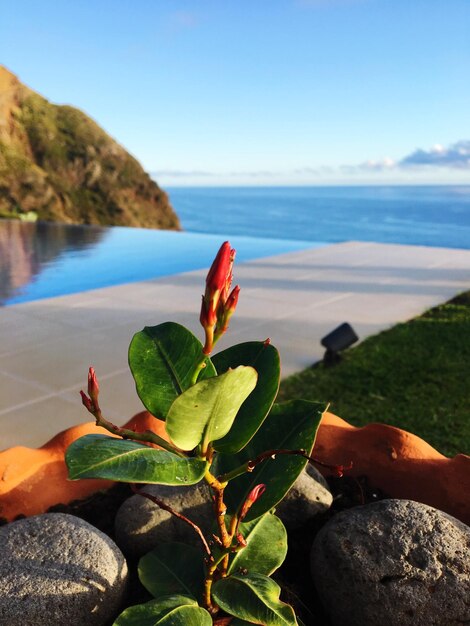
2,0,470,186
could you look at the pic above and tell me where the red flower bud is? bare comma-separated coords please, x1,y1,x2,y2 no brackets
81,367,100,414
206,241,233,293
200,242,238,354
225,285,240,315
239,484,266,521
80,390,94,413
216,285,240,334
87,367,100,407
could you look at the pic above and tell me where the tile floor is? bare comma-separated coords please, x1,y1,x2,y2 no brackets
1,240,469,449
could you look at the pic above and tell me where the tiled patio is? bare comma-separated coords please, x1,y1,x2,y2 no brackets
1,240,470,449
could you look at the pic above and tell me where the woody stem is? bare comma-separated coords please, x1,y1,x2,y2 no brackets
93,410,184,456
217,448,353,483
131,485,213,562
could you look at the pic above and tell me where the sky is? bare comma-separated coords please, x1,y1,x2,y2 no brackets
1,0,470,186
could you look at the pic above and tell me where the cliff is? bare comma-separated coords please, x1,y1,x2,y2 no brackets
0,66,180,229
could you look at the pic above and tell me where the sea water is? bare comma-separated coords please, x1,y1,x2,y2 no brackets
1,185,469,304
169,185,470,250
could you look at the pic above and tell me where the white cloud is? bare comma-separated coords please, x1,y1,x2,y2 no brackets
152,140,470,185
358,157,396,171
400,140,470,169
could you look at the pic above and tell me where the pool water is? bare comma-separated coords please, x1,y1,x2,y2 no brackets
0,220,324,305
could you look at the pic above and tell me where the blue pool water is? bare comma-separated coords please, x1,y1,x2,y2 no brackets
2,185,469,305
0,220,323,305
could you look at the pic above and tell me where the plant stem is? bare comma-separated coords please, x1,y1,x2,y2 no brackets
191,356,208,385
94,410,185,457
203,561,220,615
131,485,214,562
217,448,353,483
204,469,230,548
202,468,234,613
216,448,307,483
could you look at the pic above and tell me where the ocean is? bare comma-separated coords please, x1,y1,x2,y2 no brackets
2,185,469,305
168,185,470,250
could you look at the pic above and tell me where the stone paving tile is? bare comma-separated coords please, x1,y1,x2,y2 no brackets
0,393,82,450
0,307,72,358
0,241,469,449
0,370,53,413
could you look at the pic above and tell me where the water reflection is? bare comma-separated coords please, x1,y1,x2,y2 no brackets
0,220,319,306
0,220,105,305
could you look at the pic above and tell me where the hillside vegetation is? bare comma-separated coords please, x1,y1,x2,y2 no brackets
0,66,179,229
278,292,470,457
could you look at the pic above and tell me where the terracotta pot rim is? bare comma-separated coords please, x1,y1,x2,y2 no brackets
1,411,469,526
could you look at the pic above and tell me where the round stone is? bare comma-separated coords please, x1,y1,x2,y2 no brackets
311,499,470,626
0,513,128,626
114,482,212,559
275,464,333,528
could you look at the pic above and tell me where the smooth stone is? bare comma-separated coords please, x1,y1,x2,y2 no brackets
311,499,470,626
275,464,333,528
0,512,128,626
114,483,212,559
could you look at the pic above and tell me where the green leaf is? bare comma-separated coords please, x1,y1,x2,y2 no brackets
212,341,280,453
129,322,216,419
212,573,298,625
139,542,206,602
114,595,212,626
166,366,258,451
66,435,207,485
216,400,324,522
229,513,287,576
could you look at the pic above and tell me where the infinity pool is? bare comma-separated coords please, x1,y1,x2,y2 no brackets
0,220,325,305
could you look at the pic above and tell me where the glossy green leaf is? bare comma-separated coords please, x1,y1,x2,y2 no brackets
129,322,216,419
211,341,280,453
166,366,258,451
228,513,287,576
217,400,324,522
113,595,212,626
212,573,298,625
66,435,207,485
139,542,206,602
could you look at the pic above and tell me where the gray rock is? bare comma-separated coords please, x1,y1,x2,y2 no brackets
275,464,333,528
115,483,212,559
0,512,128,626
311,499,470,626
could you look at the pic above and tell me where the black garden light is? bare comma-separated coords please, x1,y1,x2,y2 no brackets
321,322,359,366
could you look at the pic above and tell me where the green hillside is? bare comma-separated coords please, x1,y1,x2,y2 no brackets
0,66,180,229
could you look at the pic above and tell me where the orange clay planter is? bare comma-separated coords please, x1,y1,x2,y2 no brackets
1,410,469,525
315,412,470,525
0,411,166,522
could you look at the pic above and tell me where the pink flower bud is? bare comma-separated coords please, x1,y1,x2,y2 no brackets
81,367,100,414
87,367,100,406
80,390,94,413
239,484,266,521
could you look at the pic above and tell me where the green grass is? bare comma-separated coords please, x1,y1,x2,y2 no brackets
278,291,470,457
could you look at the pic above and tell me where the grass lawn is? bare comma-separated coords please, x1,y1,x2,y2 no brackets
278,291,470,458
